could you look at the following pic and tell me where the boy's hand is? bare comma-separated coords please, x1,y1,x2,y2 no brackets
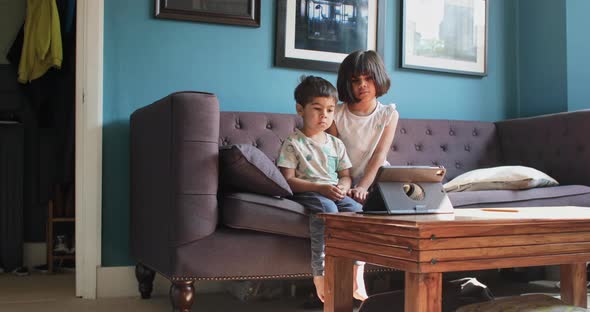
318,184,346,201
348,186,368,204
336,184,349,194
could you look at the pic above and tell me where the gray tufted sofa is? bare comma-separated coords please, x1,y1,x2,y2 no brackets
130,92,590,311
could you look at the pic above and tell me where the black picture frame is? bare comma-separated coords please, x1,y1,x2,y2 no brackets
401,0,488,76
275,0,386,72
154,0,261,27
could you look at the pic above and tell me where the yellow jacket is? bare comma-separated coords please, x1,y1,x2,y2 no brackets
18,0,63,83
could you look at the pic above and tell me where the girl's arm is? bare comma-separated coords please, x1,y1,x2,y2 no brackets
280,167,345,201
351,110,400,201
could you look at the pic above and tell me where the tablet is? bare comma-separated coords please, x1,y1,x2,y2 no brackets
361,166,453,215
372,165,446,184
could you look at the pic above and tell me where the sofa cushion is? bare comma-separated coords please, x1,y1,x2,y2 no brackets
449,185,590,208
444,166,558,192
219,144,292,197
220,192,310,238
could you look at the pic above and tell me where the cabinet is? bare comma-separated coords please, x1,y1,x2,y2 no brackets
46,190,75,273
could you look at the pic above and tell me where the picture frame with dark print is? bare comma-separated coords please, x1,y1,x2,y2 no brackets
275,0,386,72
155,0,261,27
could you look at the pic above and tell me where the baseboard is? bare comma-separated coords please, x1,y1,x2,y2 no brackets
96,266,226,298
23,242,47,269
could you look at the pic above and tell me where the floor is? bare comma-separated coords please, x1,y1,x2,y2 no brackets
0,269,587,312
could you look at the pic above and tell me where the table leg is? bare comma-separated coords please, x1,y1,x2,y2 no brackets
560,263,588,308
324,255,353,312
405,271,442,312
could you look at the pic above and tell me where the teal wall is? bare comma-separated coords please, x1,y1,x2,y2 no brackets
517,0,567,117
103,0,517,265
566,0,590,111
517,0,590,115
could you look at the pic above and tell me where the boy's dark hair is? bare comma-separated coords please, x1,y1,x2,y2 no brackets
337,50,391,104
294,75,338,106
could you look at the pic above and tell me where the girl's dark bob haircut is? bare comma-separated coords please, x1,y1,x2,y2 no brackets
337,50,390,104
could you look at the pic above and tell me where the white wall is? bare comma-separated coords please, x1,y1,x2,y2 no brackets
0,0,25,64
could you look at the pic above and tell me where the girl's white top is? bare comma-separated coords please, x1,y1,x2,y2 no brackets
333,102,397,184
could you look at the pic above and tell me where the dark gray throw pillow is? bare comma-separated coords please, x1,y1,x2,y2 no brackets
219,144,292,197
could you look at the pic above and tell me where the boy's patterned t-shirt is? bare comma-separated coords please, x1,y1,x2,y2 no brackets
277,129,352,185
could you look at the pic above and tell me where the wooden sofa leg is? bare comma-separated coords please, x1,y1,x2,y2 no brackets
135,263,156,299
170,281,195,312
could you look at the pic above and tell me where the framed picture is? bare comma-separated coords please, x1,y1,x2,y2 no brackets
275,0,386,72
401,0,488,76
154,0,261,27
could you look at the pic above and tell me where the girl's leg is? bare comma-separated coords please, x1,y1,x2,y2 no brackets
353,263,368,301
337,197,368,300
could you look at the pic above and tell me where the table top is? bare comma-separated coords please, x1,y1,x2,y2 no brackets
321,206,590,239
322,206,590,225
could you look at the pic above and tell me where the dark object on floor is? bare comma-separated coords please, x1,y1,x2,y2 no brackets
33,264,49,273
12,266,29,277
225,280,284,302
457,294,588,312
358,277,494,312
500,266,545,282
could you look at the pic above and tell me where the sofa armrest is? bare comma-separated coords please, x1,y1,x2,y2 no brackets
130,92,220,269
495,110,590,186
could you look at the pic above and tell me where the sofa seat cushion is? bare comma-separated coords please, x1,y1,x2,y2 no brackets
221,192,310,238
449,185,590,208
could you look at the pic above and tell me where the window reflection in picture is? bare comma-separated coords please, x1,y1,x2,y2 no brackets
295,1,369,54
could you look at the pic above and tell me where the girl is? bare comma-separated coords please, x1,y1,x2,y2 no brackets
327,50,399,300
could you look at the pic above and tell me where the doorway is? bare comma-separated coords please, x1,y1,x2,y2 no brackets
0,0,77,294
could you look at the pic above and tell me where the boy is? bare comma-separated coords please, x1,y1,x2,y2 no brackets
277,76,366,303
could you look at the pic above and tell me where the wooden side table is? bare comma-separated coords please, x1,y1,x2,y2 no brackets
321,207,590,312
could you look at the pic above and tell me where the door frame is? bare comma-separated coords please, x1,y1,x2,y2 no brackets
75,0,103,299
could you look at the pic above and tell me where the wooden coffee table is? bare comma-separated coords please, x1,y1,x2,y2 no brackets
321,207,590,312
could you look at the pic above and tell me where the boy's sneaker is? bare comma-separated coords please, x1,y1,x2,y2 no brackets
12,266,29,277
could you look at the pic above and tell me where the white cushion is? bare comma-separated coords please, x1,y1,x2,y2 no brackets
444,166,558,192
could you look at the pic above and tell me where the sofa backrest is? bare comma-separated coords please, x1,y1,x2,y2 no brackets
392,119,502,181
219,112,503,182
496,110,590,186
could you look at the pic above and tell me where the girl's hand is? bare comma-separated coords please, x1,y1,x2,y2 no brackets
318,184,346,201
348,187,368,204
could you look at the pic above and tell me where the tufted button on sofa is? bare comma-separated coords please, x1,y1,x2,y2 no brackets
130,92,590,311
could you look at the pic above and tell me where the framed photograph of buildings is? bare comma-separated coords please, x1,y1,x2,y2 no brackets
401,0,488,76
154,0,261,27
275,0,386,72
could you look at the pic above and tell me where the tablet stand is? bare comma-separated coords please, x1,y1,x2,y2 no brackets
363,181,454,215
